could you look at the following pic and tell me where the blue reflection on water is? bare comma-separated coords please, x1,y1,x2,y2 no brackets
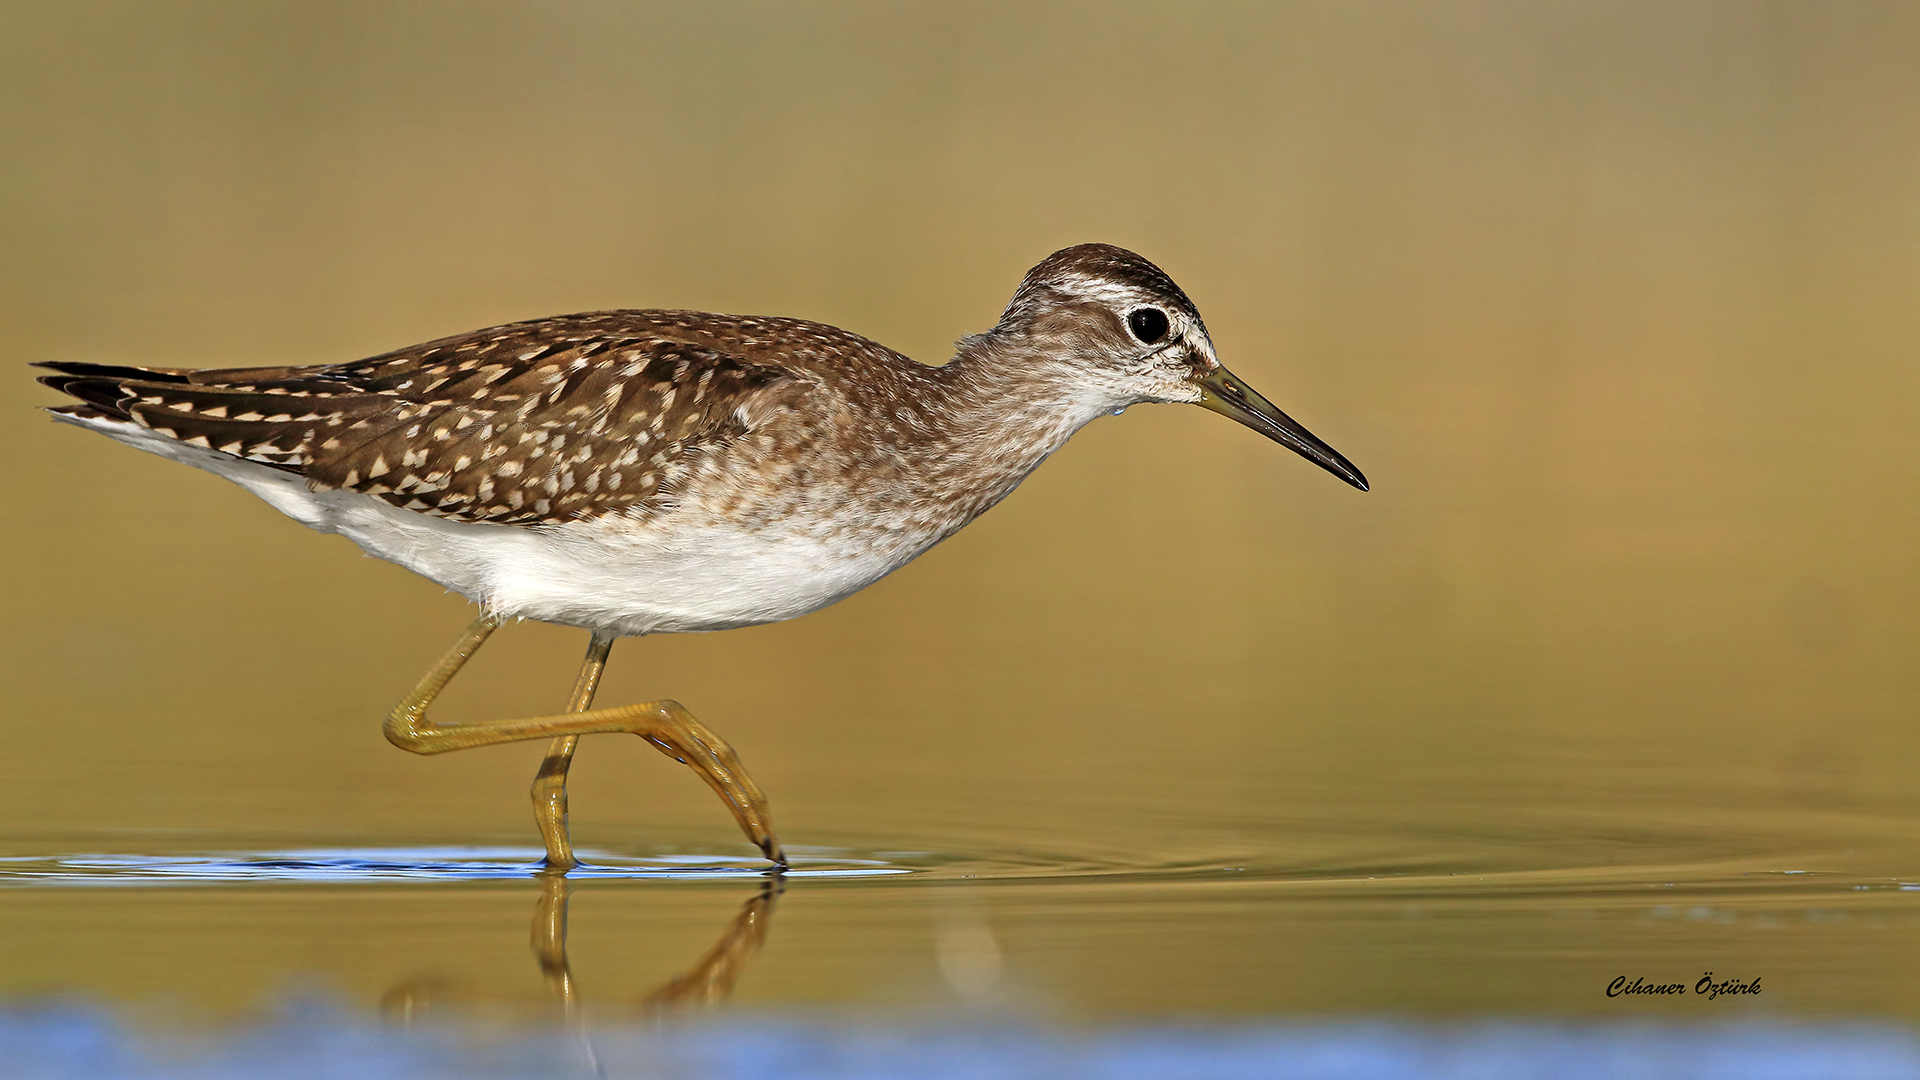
1,1005,1913,1080
0,848,904,885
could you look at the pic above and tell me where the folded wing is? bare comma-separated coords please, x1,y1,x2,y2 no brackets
37,312,795,525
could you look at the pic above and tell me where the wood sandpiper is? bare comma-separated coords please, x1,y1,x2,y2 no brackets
37,243,1367,871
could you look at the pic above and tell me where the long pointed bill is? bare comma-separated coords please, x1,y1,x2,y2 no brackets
1195,367,1369,491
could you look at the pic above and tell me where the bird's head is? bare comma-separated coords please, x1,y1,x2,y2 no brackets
992,243,1368,492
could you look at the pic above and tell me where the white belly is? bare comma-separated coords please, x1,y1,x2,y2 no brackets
67,414,923,636
474,514,918,635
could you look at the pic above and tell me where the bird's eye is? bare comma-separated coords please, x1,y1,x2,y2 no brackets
1127,307,1170,345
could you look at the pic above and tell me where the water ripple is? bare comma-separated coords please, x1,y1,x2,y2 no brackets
0,847,903,885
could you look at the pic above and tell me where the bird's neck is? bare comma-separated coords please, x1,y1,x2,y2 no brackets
895,334,1121,526
941,335,1114,440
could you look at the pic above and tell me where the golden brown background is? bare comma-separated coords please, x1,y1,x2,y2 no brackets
1,0,1917,1024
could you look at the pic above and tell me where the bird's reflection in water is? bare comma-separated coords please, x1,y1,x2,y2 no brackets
628,878,780,1011
383,871,781,1025
536,872,781,1014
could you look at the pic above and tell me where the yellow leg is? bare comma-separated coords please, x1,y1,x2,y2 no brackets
386,614,785,867
530,631,612,870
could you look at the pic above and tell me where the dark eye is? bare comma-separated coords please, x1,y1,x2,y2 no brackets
1127,307,1169,345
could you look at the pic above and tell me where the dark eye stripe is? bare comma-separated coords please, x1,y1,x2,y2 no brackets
1127,308,1169,345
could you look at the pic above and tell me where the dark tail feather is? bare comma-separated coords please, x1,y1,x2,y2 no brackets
32,361,192,383
35,362,199,422
37,374,140,420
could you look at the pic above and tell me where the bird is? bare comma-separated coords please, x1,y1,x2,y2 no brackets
35,243,1367,872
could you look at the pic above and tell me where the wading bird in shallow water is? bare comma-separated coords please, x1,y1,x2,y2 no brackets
37,244,1367,871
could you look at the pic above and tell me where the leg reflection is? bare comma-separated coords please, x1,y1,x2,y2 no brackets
641,878,781,1011
383,874,781,1023
532,869,580,1011
531,872,783,1014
